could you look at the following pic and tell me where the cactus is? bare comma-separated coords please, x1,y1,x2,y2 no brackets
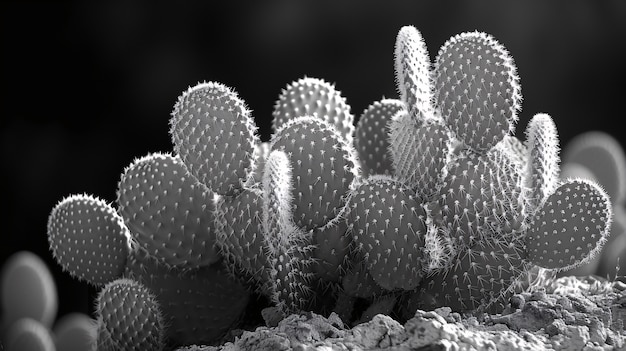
262,150,316,314
43,24,618,348
394,25,436,122
347,175,435,291
214,188,272,291
354,98,405,177
269,116,359,231
117,152,220,269
562,131,626,205
272,76,354,144
52,313,97,351
435,149,526,249
95,278,165,351
4,318,56,351
123,249,250,346
47,194,131,286
525,178,612,271
405,236,530,315
434,31,522,153
524,113,560,214
169,81,259,197
1,251,58,332
388,109,452,199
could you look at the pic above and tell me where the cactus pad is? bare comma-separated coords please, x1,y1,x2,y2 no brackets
435,31,522,153
272,76,354,144
117,152,220,268
170,81,259,196
394,25,435,122
525,178,612,271
270,116,359,230
348,175,430,291
95,278,164,351
47,194,131,286
355,98,405,176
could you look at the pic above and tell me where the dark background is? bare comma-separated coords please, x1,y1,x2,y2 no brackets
2,1,625,322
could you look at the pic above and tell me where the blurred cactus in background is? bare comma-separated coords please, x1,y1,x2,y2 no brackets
1,251,96,351
39,25,618,350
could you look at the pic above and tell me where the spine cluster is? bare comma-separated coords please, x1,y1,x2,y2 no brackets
43,25,615,350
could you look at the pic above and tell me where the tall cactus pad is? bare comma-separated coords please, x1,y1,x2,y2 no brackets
355,98,405,176
270,116,359,230
124,251,250,346
436,151,525,248
408,237,529,314
524,113,560,214
435,31,522,153
170,81,259,196
525,179,612,271
1,251,58,330
394,25,435,122
117,152,220,268
214,189,271,290
348,175,430,291
272,76,354,144
47,194,131,286
95,278,164,351
262,150,316,313
389,110,451,199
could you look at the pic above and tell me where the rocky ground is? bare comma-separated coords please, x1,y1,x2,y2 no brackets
176,276,626,351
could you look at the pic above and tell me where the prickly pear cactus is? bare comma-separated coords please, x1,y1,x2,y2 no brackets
44,24,618,350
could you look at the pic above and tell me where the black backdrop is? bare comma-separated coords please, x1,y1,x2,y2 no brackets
2,1,625,320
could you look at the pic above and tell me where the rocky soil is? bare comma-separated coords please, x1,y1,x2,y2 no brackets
176,276,626,351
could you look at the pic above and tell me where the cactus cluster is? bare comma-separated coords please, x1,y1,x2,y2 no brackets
44,25,614,349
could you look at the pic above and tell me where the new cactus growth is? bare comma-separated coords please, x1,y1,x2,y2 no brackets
524,113,560,214
43,24,616,349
